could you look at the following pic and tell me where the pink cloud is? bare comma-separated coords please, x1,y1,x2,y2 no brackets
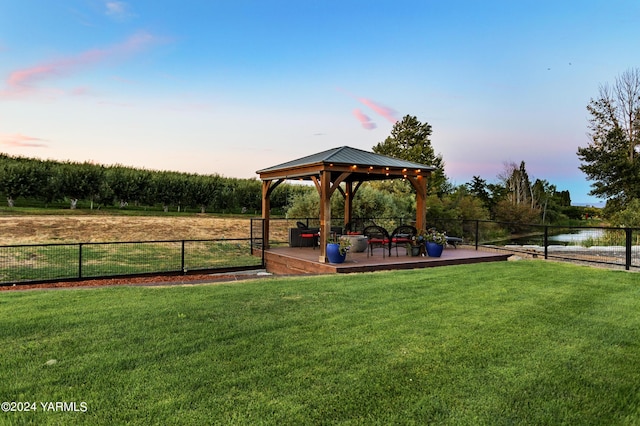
358,98,399,124
352,108,377,130
337,88,400,127
0,31,159,98
0,133,48,148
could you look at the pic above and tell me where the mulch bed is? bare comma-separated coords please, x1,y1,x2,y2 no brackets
0,272,269,291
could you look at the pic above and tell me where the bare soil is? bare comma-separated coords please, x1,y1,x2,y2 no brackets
0,215,270,244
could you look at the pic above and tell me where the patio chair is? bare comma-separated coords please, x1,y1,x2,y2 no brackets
344,219,376,235
362,225,390,258
446,236,463,248
389,225,417,256
296,221,319,249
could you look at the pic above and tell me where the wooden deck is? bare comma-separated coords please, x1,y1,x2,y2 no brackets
264,245,511,275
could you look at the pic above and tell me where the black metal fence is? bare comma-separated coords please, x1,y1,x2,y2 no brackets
431,218,640,271
266,217,640,271
0,231,265,286
3,216,637,285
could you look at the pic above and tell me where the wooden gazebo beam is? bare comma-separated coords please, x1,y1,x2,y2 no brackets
314,171,351,262
407,176,427,230
261,178,284,249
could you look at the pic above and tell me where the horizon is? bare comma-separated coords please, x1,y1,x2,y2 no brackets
2,1,638,205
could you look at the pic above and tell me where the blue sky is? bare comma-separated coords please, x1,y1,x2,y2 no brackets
1,1,638,205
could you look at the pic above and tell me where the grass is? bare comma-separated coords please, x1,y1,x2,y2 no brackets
2,261,640,425
0,240,260,283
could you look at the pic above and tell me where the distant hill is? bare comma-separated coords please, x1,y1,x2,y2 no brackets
572,202,605,208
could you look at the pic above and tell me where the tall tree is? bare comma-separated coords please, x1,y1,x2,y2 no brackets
499,161,533,207
531,179,557,224
577,68,640,206
466,176,491,208
372,115,449,195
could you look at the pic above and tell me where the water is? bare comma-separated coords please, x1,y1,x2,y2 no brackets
507,229,605,245
548,229,604,243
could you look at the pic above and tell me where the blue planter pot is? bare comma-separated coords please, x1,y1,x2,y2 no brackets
426,242,444,257
326,243,347,264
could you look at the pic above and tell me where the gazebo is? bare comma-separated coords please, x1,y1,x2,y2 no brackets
256,146,435,263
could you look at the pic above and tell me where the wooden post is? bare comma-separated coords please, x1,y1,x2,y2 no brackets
407,175,427,230
344,181,353,229
260,178,284,249
319,171,332,263
261,181,271,249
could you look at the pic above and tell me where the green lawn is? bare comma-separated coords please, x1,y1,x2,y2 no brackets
1,261,640,425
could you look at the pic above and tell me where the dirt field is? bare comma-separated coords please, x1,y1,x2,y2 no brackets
0,215,275,245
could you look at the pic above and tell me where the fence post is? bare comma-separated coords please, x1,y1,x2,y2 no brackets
261,218,266,267
625,228,632,271
544,226,548,260
181,240,186,273
250,218,254,253
475,220,479,250
78,243,83,279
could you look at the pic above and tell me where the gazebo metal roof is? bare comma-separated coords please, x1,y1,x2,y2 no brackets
256,146,435,181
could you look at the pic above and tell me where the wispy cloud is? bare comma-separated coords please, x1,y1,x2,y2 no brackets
358,98,398,124
338,88,399,128
0,133,48,148
0,31,160,99
352,108,377,130
105,1,134,22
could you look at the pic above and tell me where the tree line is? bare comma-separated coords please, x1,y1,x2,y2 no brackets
0,154,304,214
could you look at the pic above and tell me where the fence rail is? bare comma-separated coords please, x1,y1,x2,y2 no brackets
0,234,265,286
3,216,638,285
431,218,640,271
266,217,640,271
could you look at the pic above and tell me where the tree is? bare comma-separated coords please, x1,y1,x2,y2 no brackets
106,166,153,208
188,174,222,213
499,161,533,207
151,171,187,212
447,185,490,221
494,161,544,224
372,115,449,195
59,162,105,209
466,176,491,209
610,198,640,227
577,68,640,206
0,161,43,207
531,179,557,224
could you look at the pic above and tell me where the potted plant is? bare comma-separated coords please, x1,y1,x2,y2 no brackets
423,228,447,257
326,236,351,264
409,235,423,256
